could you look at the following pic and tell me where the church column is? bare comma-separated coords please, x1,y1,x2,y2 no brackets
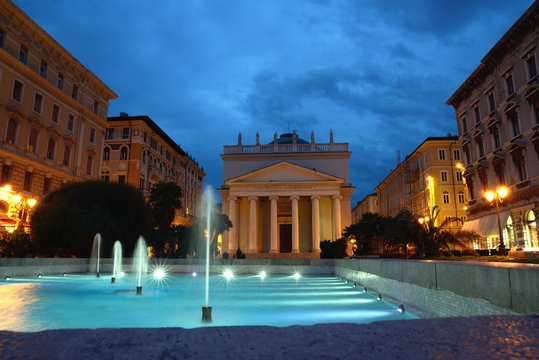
311,195,320,253
248,196,258,253
291,195,300,253
269,196,279,253
227,196,238,253
332,195,342,240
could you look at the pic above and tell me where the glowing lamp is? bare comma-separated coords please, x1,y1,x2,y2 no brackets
293,272,301,280
484,191,495,203
27,198,37,207
192,272,197,277
153,268,166,281
223,269,234,280
258,271,267,280
12,195,21,203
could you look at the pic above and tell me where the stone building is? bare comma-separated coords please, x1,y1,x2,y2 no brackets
351,193,379,224
104,113,204,225
219,131,354,258
446,2,539,251
375,137,467,232
0,1,116,230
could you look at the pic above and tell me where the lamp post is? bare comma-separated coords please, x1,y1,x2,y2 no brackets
484,186,509,255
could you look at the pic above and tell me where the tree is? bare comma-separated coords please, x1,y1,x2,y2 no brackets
385,209,423,258
30,181,151,257
344,212,387,255
183,212,232,258
147,182,183,256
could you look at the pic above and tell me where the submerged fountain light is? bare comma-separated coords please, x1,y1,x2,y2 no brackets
258,271,267,280
153,267,167,281
37,273,42,278
4,276,11,280
377,293,382,301
293,272,301,280
192,272,197,277
63,272,67,277
223,269,234,281
398,304,405,313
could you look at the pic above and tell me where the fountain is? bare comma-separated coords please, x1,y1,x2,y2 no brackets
111,241,123,284
201,186,213,323
89,233,102,277
132,236,148,295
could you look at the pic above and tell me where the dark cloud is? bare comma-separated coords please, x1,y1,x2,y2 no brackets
12,0,535,204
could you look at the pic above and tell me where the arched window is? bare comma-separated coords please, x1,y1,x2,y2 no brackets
6,118,18,144
524,210,538,249
120,146,128,160
103,147,110,161
442,191,450,204
46,137,56,160
28,128,38,152
86,155,93,175
63,146,71,166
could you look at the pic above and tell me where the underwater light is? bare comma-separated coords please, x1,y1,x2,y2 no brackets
258,271,267,279
398,304,405,313
223,269,234,280
377,293,382,301
192,272,197,277
37,274,42,278
4,276,11,280
63,272,67,277
293,272,301,280
153,267,166,281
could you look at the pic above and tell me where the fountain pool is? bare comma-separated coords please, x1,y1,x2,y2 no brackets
0,273,416,332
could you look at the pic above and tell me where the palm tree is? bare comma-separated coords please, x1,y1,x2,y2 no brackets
344,212,387,255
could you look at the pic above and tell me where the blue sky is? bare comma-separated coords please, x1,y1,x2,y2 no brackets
14,0,534,204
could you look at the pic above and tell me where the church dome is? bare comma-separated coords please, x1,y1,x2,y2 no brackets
268,133,309,145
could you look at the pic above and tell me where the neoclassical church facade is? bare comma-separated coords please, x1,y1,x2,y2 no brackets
219,131,353,258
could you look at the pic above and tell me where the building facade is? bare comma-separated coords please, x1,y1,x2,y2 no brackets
219,131,354,258
0,1,117,230
446,2,539,251
375,137,466,231
104,113,204,225
351,193,378,224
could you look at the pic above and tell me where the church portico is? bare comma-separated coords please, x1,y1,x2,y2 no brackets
220,132,354,259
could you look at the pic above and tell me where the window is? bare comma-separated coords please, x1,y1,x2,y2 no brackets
526,54,537,79
28,128,38,152
63,146,71,166
139,176,145,190
452,149,460,161
505,73,515,97
103,147,110,160
105,128,114,139
118,175,126,185
488,93,496,113
122,128,130,139
473,105,480,124
23,172,32,192
492,127,501,150
33,93,43,113
461,116,468,133
458,191,465,204
150,138,157,150
441,171,448,182
19,45,28,64
86,156,93,175
533,103,539,125
102,175,110,183
515,157,527,182
509,112,520,137
142,151,146,164
39,60,48,78
89,128,96,144
43,177,51,194
57,73,64,90
438,149,446,161
12,80,24,102
443,191,450,204
67,114,74,132
456,171,463,182
93,100,99,114
1,165,12,185
0,29,5,48
6,118,18,144
46,137,55,160
477,138,485,158
51,104,60,123
71,85,78,100
143,132,147,143
120,147,128,160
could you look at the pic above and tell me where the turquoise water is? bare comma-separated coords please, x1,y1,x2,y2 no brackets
0,273,417,331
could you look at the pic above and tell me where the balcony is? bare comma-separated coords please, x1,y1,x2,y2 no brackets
223,142,348,154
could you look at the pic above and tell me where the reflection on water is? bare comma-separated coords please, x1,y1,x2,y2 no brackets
0,283,39,331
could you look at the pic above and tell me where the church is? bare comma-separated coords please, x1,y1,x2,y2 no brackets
219,131,353,258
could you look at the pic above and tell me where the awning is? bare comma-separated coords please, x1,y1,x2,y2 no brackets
461,211,510,236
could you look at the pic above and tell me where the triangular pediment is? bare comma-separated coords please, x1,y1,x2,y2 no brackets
226,162,343,184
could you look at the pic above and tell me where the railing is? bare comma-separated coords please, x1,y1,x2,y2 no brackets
223,142,349,154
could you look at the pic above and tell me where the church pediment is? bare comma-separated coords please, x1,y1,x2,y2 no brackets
226,161,343,184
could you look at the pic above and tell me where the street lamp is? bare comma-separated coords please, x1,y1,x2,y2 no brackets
484,186,509,255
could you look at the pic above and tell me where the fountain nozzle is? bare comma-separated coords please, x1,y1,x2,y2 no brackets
202,306,212,323
96,272,100,278
111,277,116,284
136,286,142,295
